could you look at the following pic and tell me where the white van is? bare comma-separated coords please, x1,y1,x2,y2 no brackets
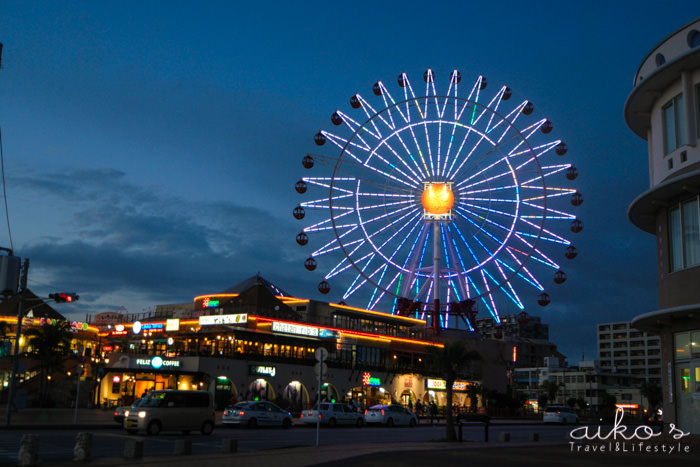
123,390,215,435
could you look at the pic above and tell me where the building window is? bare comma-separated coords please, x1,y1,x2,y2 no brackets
669,196,700,271
663,94,685,154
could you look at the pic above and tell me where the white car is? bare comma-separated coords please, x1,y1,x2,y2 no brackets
364,404,417,427
222,401,293,428
542,405,579,424
301,403,364,427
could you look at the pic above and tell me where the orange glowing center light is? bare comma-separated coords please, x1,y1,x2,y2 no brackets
422,183,454,214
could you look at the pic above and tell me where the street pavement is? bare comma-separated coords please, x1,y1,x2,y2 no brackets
1,408,697,466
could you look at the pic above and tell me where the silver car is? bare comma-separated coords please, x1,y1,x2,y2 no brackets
364,404,418,427
301,403,364,427
222,401,293,428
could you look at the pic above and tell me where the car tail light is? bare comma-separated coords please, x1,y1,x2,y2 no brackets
557,411,561,414
381,409,385,416
238,411,245,416
114,411,118,416
364,409,367,415
300,414,304,418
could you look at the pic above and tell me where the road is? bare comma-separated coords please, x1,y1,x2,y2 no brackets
0,423,573,465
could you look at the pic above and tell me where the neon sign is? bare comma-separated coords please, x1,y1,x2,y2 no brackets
249,365,276,377
362,372,380,387
135,357,181,369
272,321,319,337
199,314,248,325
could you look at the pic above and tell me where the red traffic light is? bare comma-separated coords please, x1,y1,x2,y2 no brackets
49,292,79,303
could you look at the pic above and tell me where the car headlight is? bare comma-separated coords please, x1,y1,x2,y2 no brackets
124,410,130,417
138,411,147,418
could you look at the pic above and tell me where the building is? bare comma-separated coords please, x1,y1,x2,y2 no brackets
514,359,646,416
626,17,700,433
476,313,567,368
597,321,662,384
93,274,511,413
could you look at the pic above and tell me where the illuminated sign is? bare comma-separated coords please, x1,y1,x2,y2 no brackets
427,379,446,390
319,329,339,339
202,298,220,308
166,319,180,331
133,321,142,334
362,372,380,387
141,323,164,332
271,321,319,337
111,330,128,336
426,379,471,391
102,345,114,351
249,365,276,377
112,375,121,383
615,404,639,409
512,345,517,362
135,357,181,369
199,314,248,325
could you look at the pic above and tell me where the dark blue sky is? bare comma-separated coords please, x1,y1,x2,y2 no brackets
1,2,697,363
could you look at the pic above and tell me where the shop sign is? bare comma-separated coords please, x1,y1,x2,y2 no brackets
271,321,319,337
141,323,163,332
199,313,248,325
249,365,276,377
111,330,128,336
426,379,471,391
362,372,380,387
615,404,639,409
135,356,181,369
404,376,413,388
166,319,180,331
319,329,339,338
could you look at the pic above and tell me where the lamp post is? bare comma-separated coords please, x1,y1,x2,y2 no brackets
5,258,29,427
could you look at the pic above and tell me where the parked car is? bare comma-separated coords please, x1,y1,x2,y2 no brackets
123,390,215,435
647,409,663,426
222,401,293,428
364,404,417,427
542,405,579,424
301,403,364,427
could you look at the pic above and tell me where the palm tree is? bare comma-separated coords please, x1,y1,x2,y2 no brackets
427,340,481,441
24,321,73,406
540,379,564,405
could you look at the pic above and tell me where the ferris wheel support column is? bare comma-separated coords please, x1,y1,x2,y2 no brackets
432,220,441,334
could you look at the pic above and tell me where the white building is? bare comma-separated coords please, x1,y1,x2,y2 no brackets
597,322,661,384
627,17,700,433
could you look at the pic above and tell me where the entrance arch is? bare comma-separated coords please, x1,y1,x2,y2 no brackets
246,378,274,401
282,380,309,414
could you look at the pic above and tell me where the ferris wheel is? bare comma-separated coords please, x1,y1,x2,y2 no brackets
293,69,582,330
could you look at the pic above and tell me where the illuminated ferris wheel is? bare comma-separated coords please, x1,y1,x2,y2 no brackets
293,69,583,330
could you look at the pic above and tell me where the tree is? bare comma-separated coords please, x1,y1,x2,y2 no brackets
640,381,663,412
427,340,481,441
24,321,73,406
540,379,564,405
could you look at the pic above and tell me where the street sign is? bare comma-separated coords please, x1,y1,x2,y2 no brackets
315,347,328,361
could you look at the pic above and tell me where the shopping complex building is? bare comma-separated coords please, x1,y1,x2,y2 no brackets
626,17,700,433
2,275,512,413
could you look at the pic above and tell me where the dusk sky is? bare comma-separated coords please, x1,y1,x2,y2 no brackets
1,2,698,363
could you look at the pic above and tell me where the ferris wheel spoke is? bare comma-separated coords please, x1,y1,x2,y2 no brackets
355,94,395,141
517,217,570,245
375,81,407,127
367,264,390,309
504,248,546,291
511,141,561,170
303,210,356,232
301,193,354,210
520,202,576,220
423,69,440,118
342,252,379,300
313,230,363,257
326,244,372,280
373,139,427,181
303,177,356,194
366,147,424,186
493,260,525,309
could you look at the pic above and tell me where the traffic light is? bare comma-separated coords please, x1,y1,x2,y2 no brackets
49,292,79,303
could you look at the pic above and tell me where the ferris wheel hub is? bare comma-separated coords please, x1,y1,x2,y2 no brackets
422,182,454,220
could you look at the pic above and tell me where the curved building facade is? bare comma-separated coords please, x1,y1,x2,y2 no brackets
627,17,700,433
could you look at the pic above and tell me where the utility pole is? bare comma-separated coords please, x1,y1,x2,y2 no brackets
5,258,29,426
